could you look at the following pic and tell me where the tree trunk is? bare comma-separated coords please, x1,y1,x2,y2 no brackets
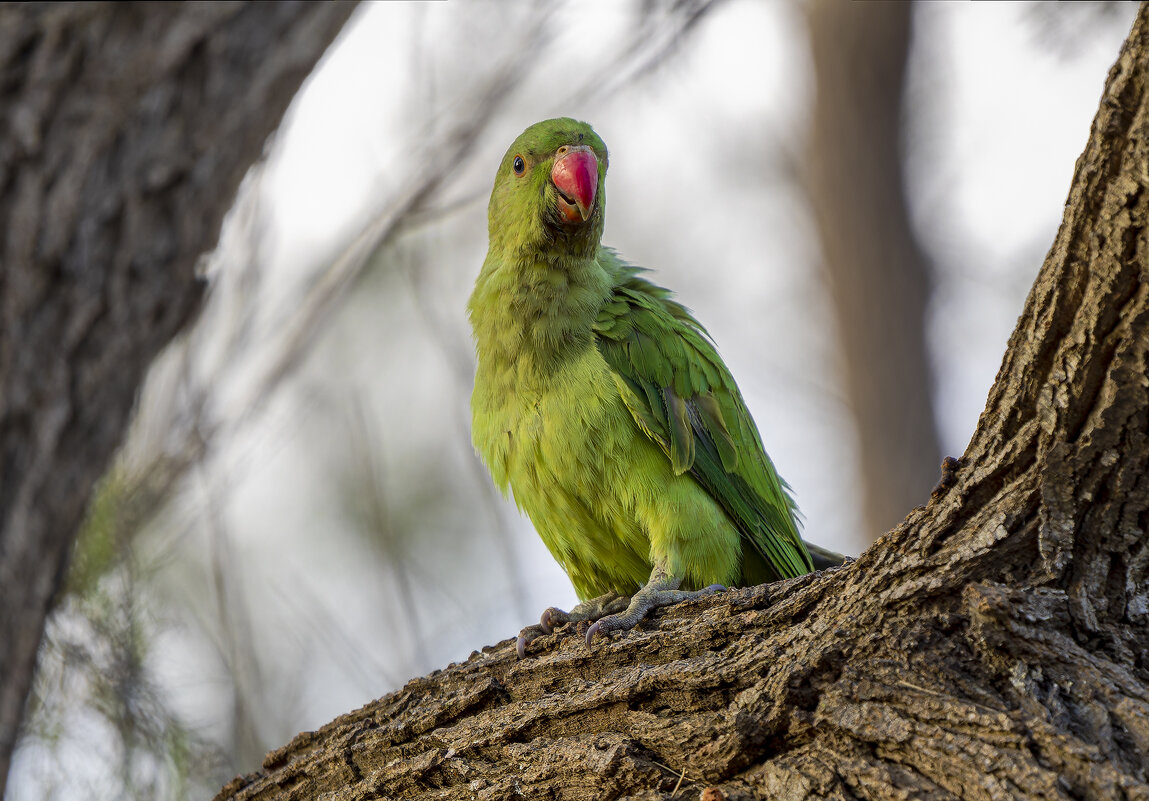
0,4,356,794
805,0,943,545
216,10,1149,801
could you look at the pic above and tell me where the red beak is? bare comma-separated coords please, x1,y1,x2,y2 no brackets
550,146,598,223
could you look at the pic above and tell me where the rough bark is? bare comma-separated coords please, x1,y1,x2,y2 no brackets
0,3,356,794
216,10,1149,801
805,0,943,543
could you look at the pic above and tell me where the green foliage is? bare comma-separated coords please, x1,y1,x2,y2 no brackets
66,470,130,599
19,470,228,801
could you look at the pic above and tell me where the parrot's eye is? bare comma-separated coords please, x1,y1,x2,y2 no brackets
513,155,525,175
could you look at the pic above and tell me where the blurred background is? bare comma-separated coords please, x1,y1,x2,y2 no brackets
6,2,1137,799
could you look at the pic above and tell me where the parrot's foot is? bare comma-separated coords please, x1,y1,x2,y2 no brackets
543,592,630,630
517,592,630,658
585,582,725,647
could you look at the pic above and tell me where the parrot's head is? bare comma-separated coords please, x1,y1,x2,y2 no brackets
487,118,608,260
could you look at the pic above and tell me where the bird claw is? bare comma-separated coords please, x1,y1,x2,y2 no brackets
525,586,704,655
517,605,591,658
516,622,552,659
585,620,603,648
584,583,727,648
539,607,570,634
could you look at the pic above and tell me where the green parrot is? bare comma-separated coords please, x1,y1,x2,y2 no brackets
469,118,821,656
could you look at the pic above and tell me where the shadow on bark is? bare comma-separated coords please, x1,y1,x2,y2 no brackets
216,9,1149,801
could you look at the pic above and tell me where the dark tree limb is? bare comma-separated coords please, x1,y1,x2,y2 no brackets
215,8,1149,801
805,0,943,544
0,4,357,793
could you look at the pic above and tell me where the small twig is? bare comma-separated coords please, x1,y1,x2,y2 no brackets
650,759,694,796
897,679,940,696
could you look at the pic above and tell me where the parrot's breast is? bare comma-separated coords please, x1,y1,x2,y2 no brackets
472,344,666,598
470,256,748,600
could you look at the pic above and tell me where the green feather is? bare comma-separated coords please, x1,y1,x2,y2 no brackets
662,386,694,475
694,394,739,472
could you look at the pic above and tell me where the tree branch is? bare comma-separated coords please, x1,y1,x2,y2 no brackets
0,4,357,793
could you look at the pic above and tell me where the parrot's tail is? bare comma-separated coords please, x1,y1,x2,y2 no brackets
803,540,851,571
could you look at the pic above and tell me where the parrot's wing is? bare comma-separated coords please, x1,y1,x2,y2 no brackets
593,266,813,580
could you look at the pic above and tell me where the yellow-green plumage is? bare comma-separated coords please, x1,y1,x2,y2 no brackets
469,118,812,621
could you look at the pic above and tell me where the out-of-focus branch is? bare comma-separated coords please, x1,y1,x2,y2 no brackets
804,0,943,545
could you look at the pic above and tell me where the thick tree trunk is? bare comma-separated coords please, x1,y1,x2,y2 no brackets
216,10,1149,801
805,0,943,544
0,4,356,794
